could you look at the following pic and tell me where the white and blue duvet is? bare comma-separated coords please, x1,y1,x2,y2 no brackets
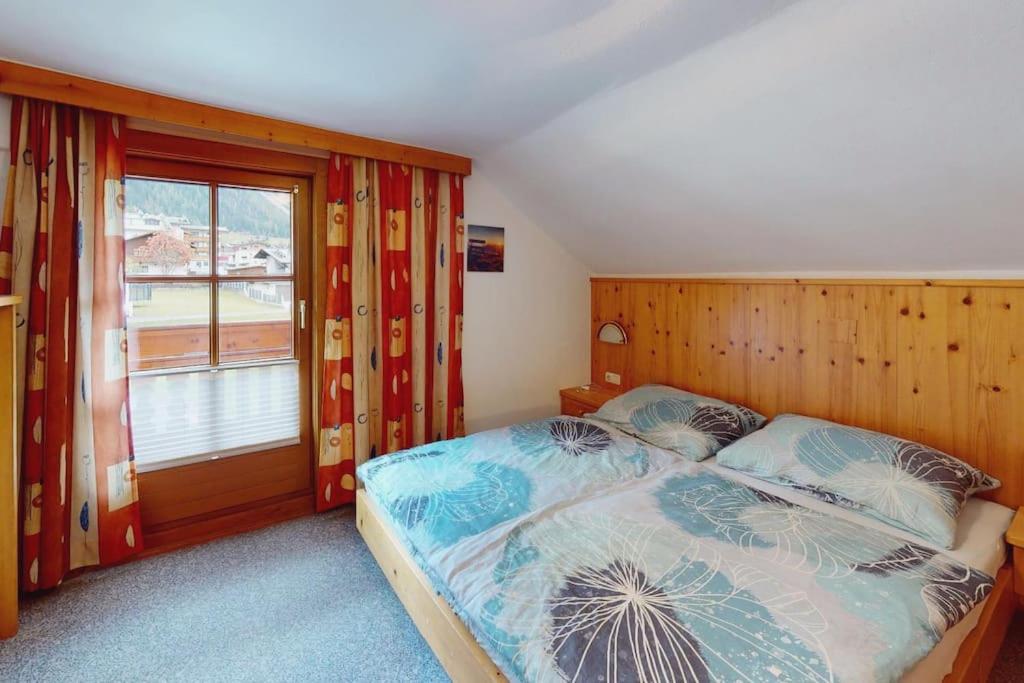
359,417,678,558
358,418,992,683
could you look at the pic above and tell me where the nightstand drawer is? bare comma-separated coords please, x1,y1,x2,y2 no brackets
561,397,593,418
559,385,622,417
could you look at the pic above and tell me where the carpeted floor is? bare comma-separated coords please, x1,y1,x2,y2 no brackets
992,612,1024,682
1,511,1022,682
0,510,447,682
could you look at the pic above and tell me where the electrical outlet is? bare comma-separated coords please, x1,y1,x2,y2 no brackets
604,371,621,385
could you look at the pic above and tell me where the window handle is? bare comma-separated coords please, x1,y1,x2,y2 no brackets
299,299,306,330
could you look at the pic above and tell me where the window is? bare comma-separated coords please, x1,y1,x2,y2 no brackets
125,163,308,471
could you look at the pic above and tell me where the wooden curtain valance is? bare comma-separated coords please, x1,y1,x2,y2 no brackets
0,60,471,175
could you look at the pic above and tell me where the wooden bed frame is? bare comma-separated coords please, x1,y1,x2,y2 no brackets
356,490,506,682
357,489,1016,683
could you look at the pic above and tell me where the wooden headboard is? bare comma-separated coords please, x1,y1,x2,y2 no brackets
591,278,1024,509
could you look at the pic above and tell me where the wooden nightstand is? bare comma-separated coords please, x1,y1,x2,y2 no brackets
560,385,622,418
1008,507,1024,606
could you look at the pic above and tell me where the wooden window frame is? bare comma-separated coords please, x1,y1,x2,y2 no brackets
125,129,329,549
126,159,303,371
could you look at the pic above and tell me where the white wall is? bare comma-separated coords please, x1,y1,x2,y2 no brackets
462,165,591,433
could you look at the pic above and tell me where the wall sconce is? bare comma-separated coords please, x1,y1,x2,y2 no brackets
597,321,628,345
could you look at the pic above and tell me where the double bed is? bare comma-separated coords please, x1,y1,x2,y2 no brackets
356,411,1016,682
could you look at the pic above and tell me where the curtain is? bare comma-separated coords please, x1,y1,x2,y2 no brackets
0,97,142,590
317,155,465,511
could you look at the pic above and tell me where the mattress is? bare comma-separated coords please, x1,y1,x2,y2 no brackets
703,458,1015,681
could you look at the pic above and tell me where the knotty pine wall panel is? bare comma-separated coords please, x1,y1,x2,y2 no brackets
591,278,1024,508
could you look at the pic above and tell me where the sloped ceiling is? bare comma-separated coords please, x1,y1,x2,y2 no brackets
3,0,1023,273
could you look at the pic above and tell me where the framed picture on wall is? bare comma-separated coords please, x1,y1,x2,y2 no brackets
467,225,505,272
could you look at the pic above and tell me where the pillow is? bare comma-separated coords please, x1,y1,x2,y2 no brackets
589,384,765,461
716,413,1000,548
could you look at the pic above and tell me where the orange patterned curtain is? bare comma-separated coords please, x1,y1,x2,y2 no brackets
317,155,464,511
1,97,142,590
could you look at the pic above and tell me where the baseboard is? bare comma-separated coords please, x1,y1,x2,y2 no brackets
138,490,316,559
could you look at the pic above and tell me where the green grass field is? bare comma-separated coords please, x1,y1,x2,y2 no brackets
128,287,289,327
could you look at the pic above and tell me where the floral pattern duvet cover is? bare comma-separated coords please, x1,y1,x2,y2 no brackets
359,416,680,558
359,427,991,683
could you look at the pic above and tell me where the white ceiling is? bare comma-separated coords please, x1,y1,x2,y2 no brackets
4,0,1023,274
0,0,793,153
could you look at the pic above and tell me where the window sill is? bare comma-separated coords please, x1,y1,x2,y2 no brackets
134,437,301,474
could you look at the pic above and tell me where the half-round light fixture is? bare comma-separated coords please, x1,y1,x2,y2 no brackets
597,321,627,345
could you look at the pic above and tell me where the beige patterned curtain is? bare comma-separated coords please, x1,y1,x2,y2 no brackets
1,97,142,590
317,155,465,511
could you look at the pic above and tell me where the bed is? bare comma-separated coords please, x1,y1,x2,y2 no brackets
356,416,1016,682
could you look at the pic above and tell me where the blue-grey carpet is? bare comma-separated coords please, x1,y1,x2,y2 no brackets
3,509,1022,682
0,509,448,682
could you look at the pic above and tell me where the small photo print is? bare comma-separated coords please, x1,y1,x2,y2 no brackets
467,225,505,272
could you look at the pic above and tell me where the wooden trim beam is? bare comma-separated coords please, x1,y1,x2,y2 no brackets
591,276,1024,289
0,60,472,175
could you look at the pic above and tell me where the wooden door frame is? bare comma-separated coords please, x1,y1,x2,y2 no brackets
124,129,328,549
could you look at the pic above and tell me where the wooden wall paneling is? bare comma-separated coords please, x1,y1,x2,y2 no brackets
651,284,671,383
589,276,1024,288
829,287,858,426
797,286,827,421
947,287,977,471
748,284,780,414
968,286,1024,506
850,286,896,434
704,284,732,398
631,282,661,385
591,278,1024,509
686,284,712,394
781,286,813,420
1006,293,1023,507
591,281,630,386
664,285,684,389
694,284,712,393
899,287,943,447
0,60,471,175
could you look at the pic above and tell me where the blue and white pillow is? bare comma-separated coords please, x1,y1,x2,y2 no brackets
716,414,1000,548
589,384,765,461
